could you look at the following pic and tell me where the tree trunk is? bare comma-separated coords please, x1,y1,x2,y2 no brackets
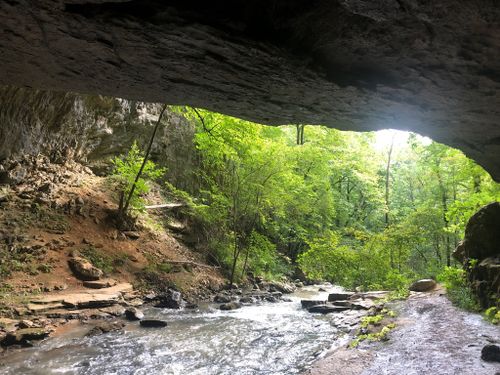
296,124,305,145
384,135,395,226
122,104,168,214
436,168,451,266
385,135,395,268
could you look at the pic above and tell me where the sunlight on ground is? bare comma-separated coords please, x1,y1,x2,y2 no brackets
374,129,432,151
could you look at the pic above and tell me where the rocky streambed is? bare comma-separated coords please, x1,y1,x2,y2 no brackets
0,283,378,374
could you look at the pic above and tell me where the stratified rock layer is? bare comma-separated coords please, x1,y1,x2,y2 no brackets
1,1,500,179
453,202,500,308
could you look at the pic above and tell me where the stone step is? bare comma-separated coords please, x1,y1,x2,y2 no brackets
29,283,133,311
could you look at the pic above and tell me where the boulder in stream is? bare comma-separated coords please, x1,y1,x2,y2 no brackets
154,289,185,309
125,307,144,321
220,301,241,310
481,344,500,362
214,294,234,303
265,281,296,294
239,296,255,304
140,319,168,328
86,321,125,336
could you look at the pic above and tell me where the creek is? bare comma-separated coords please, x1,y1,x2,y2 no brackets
0,285,352,375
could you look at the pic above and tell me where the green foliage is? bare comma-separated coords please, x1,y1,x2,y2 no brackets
298,231,357,285
438,267,480,312
484,307,500,325
161,107,500,292
360,314,384,328
111,141,165,212
350,323,396,348
80,246,115,275
245,231,292,280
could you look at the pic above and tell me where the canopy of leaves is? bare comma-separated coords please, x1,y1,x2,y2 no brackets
164,107,500,289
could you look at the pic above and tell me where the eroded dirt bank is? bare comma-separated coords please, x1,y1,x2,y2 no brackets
306,289,500,375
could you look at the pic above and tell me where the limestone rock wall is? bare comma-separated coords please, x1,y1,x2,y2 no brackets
0,86,197,190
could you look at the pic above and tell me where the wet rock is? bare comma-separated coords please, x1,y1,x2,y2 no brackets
83,279,118,289
125,298,144,307
352,291,390,300
31,283,132,310
265,281,296,294
481,344,500,362
223,283,239,290
348,299,377,310
214,294,233,303
239,296,255,304
1,327,50,346
301,300,327,309
154,289,185,309
143,292,157,301
409,279,437,292
125,307,144,321
99,305,126,317
86,321,125,337
328,292,355,302
308,304,350,314
68,256,103,281
264,296,279,303
140,320,168,328
220,301,241,310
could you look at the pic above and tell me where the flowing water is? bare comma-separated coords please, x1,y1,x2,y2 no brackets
0,285,349,375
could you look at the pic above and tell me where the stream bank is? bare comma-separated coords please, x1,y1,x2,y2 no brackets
0,284,364,374
305,287,500,375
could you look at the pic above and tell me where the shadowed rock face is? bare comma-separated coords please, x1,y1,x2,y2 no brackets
453,202,500,308
1,1,499,178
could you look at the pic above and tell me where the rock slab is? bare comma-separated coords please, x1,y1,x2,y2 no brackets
409,279,437,292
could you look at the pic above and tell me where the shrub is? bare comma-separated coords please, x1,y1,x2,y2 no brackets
438,266,480,312
80,246,114,275
111,141,165,213
484,307,500,325
246,231,292,280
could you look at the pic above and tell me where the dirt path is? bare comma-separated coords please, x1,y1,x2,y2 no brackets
306,289,500,375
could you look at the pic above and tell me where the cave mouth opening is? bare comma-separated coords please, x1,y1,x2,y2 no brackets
1,86,496,304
